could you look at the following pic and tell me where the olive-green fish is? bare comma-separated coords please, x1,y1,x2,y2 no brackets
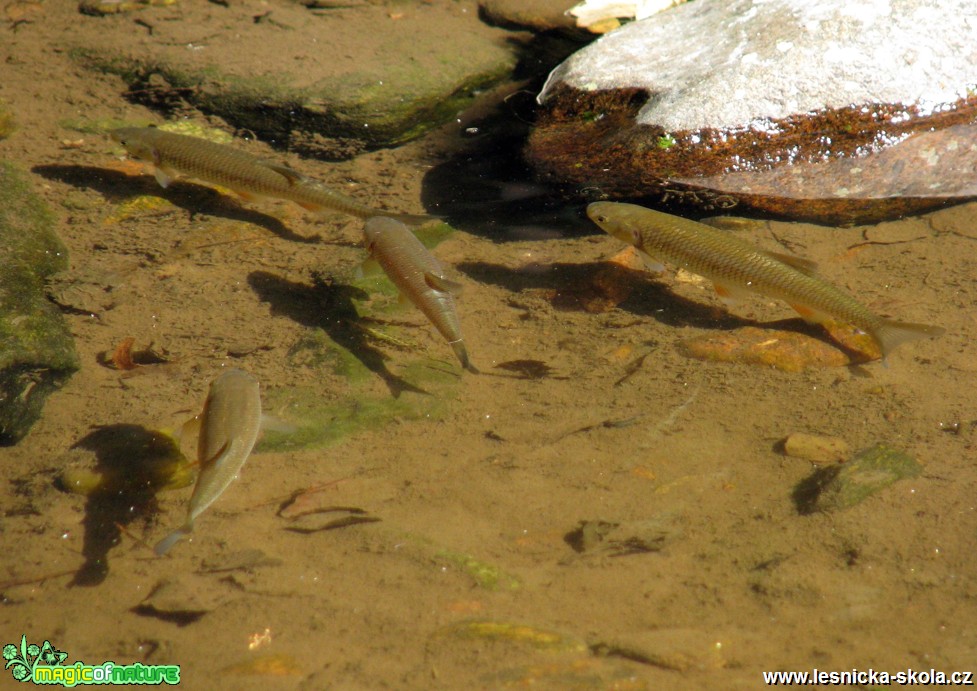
111,127,436,225
587,201,944,358
155,368,262,556
364,216,477,372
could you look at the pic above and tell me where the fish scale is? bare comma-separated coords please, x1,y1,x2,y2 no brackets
587,201,944,357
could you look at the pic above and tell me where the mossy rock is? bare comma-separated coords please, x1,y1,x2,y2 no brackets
0,162,80,444
69,3,519,157
794,443,923,513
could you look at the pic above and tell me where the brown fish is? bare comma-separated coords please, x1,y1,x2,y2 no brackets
363,216,477,372
111,126,437,225
155,368,262,555
587,201,944,358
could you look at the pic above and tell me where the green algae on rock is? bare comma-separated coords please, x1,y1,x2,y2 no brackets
71,2,519,157
0,162,79,445
56,427,194,497
795,443,923,514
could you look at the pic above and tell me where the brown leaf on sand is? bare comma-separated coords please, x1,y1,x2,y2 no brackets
103,338,172,371
111,336,137,370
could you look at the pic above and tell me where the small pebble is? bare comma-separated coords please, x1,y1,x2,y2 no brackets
782,432,850,463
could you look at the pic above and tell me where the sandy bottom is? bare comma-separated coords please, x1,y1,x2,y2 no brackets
1,3,975,689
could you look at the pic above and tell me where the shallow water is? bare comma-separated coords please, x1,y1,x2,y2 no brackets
1,3,975,689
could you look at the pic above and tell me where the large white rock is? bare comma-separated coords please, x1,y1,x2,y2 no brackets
540,0,977,133
529,0,977,222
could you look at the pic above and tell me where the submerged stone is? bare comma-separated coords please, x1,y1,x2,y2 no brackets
72,2,519,157
478,0,579,33
679,323,878,371
798,443,923,513
529,0,977,224
0,162,79,445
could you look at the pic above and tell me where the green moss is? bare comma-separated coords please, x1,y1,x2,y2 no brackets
0,162,79,443
0,101,16,140
435,550,522,591
71,44,516,151
257,380,449,452
656,134,677,150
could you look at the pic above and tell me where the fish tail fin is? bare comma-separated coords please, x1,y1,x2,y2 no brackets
872,319,945,358
386,212,444,227
154,521,193,556
450,340,479,374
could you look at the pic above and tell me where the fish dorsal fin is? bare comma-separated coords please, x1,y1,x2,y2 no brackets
424,272,462,294
262,162,307,186
762,250,819,276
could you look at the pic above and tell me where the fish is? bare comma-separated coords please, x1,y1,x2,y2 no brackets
587,201,945,358
154,368,263,556
363,216,478,372
110,127,437,225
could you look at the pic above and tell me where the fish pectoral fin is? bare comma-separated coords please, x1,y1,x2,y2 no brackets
235,189,260,202
200,441,231,468
637,249,665,274
260,413,296,435
296,201,325,211
357,255,382,279
788,303,832,325
262,162,308,186
763,251,819,276
175,413,203,453
713,281,751,305
424,272,462,294
154,166,177,189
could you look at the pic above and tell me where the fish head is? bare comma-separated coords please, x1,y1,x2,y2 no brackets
587,202,643,249
363,215,409,250
109,127,157,163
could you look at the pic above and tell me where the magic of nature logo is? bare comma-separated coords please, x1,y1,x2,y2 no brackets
3,635,180,686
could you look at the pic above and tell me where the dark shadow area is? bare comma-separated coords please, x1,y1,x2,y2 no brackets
59,425,189,586
32,164,320,244
457,259,749,330
457,258,874,357
792,465,840,515
247,270,428,398
420,34,597,241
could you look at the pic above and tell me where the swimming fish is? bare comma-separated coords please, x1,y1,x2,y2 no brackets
363,216,477,372
587,201,944,358
110,127,437,225
154,368,262,556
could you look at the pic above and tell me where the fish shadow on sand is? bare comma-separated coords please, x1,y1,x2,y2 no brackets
247,270,428,398
58,424,187,586
457,259,743,328
458,259,869,356
33,164,321,245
